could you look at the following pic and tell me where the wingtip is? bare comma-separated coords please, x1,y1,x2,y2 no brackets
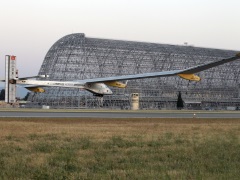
236,52,240,57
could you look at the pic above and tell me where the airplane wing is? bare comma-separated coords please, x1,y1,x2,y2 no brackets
80,70,182,83
179,53,240,74
79,53,240,83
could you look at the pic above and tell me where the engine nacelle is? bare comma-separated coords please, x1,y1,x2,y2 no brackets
178,74,201,81
25,87,45,93
104,81,127,88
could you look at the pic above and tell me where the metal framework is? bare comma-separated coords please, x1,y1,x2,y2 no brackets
28,33,240,109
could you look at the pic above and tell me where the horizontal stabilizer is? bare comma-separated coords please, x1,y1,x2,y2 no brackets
17,75,49,80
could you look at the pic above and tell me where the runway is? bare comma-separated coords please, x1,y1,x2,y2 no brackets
0,110,240,118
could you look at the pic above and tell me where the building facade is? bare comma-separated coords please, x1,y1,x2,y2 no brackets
28,33,240,109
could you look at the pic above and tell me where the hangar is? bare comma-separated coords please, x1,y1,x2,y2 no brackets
28,33,240,109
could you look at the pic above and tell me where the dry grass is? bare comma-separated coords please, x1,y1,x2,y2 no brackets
0,117,240,179
0,118,239,140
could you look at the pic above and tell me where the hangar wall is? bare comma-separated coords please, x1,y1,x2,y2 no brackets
28,33,240,109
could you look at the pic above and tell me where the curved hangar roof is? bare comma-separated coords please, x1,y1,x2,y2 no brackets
35,33,240,108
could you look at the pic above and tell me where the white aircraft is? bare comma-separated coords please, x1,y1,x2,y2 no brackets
2,53,240,97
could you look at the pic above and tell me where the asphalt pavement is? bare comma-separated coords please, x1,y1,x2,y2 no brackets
0,110,240,118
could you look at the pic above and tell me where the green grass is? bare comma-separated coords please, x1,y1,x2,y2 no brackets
0,132,240,179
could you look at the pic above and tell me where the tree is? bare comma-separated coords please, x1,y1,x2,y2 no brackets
177,91,184,110
0,89,5,100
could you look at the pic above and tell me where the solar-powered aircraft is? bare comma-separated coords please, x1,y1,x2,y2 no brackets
2,53,240,97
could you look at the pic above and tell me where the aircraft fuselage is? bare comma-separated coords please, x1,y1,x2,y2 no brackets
14,79,113,95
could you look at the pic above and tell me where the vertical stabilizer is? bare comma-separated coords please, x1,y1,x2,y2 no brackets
5,55,17,103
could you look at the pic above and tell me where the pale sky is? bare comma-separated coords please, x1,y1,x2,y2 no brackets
1,0,240,79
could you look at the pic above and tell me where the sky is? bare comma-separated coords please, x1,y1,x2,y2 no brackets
1,0,240,96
